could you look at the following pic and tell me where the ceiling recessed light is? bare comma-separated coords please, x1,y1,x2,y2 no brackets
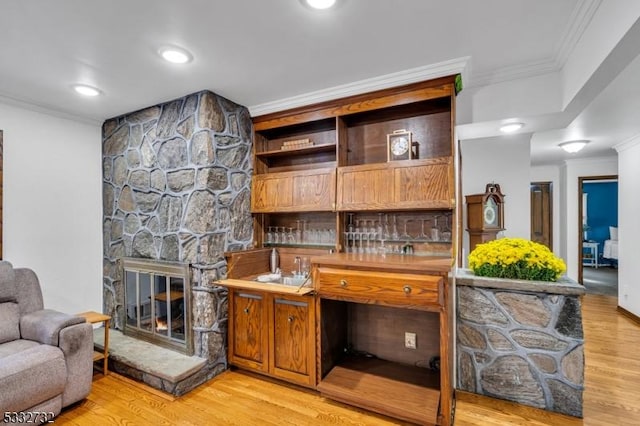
559,140,589,153
304,0,337,9
499,122,524,133
73,84,101,97
159,46,193,64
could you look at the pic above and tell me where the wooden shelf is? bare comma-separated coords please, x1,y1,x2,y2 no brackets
317,356,440,425
93,350,105,362
155,290,185,302
256,143,336,158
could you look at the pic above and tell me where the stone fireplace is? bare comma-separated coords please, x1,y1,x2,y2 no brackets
102,90,253,391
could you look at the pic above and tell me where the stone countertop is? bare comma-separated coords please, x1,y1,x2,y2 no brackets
455,269,585,296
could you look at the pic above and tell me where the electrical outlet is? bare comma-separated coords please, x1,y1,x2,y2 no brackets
404,332,417,349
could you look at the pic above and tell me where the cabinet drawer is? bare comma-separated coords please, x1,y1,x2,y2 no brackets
316,267,443,307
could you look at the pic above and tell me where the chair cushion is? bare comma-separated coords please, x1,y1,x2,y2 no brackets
0,302,20,344
0,344,66,412
0,339,40,360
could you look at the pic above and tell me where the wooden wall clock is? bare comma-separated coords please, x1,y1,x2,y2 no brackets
466,183,505,252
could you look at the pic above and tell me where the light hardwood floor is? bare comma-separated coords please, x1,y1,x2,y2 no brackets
57,294,640,425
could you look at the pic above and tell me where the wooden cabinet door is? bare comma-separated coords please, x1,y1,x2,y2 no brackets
269,295,316,386
251,168,336,213
228,290,268,372
337,165,394,210
251,174,293,212
393,159,453,209
337,158,454,211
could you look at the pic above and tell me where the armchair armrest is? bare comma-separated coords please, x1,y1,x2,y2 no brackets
20,309,86,346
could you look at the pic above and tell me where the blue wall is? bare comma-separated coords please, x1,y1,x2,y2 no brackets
583,182,618,255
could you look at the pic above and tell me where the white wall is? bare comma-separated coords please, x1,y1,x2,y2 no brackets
531,164,562,255
459,134,532,266
1,102,103,314
561,156,618,280
616,135,640,316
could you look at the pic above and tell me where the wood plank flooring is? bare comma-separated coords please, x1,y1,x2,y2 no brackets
57,294,640,425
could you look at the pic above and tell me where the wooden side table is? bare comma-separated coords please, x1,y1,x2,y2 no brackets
77,311,111,375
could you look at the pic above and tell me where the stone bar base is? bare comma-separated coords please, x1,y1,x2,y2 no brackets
93,329,224,396
455,269,585,417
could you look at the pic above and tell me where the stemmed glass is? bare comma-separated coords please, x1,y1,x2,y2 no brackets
400,219,412,240
369,220,377,253
295,220,302,244
267,226,275,244
419,219,431,241
441,214,452,242
431,216,440,242
391,215,399,241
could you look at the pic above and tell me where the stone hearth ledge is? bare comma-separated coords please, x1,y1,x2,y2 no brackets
456,269,585,296
93,329,209,395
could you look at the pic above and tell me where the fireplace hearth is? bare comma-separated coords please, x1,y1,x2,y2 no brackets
123,257,193,355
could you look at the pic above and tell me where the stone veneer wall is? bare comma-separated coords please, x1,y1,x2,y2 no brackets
102,90,253,387
456,270,585,417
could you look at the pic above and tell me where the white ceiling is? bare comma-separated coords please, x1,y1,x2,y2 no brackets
1,0,639,165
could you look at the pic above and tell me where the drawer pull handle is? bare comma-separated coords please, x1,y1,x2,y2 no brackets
243,308,249,314
340,279,348,288
288,315,294,323
403,285,412,294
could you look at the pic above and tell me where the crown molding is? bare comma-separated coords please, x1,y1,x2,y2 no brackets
562,155,618,167
468,0,601,89
554,0,602,68
248,57,470,117
0,92,102,126
614,132,640,153
469,58,558,88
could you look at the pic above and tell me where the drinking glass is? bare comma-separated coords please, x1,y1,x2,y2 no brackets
301,257,310,277
419,219,431,241
400,219,412,240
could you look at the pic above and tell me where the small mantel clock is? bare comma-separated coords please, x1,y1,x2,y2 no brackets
466,183,505,252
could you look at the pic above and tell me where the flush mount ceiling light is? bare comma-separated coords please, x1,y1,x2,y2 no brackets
303,0,337,9
559,140,589,153
499,122,524,133
72,84,101,97
158,46,193,64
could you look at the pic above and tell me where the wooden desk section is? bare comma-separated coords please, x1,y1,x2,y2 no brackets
77,311,111,375
313,254,454,425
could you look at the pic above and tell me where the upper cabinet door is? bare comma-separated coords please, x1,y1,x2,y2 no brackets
393,157,454,209
336,164,394,210
251,168,336,213
336,158,454,211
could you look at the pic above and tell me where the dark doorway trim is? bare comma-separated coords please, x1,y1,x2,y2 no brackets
578,175,617,285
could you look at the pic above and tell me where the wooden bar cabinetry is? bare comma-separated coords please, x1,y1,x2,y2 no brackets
218,75,458,424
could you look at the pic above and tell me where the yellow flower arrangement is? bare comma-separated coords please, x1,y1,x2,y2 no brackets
468,237,566,282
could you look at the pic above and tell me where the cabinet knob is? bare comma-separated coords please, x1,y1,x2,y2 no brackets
288,315,294,323
243,307,249,314
403,285,412,294
340,279,348,288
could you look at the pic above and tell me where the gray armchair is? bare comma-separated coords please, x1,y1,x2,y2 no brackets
0,261,93,422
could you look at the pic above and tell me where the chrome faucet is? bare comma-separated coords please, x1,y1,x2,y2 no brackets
294,256,302,276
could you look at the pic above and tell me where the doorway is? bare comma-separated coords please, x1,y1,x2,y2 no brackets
578,176,618,295
530,182,552,250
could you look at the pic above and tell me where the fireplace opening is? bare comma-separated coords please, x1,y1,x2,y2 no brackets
123,258,193,356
